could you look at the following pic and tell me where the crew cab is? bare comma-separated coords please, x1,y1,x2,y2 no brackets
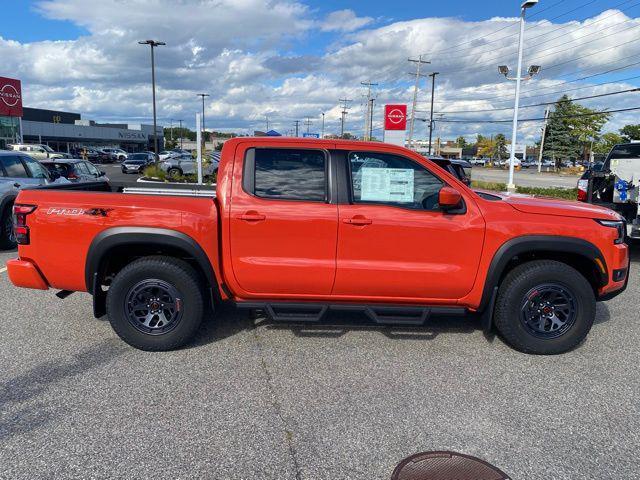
6,138,629,354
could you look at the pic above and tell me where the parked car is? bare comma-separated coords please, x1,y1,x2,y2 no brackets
100,148,128,161
0,152,68,249
160,152,219,177
8,144,67,160
427,156,472,186
470,158,486,166
41,159,109,183
7,137,629,354
121,153,156,174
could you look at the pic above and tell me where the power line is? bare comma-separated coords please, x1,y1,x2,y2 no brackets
425,65,640,108
426,0,614,60
438,105,640,123
435,87,639,114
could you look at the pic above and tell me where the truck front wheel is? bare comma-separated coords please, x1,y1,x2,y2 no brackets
106,256,205,351
493,260,596,355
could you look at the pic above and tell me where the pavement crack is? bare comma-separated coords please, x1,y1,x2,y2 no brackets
252,328,303,480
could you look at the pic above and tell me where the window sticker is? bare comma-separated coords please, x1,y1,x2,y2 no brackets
360,167,414,202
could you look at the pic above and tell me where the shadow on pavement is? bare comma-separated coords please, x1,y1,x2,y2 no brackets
0,340,127,440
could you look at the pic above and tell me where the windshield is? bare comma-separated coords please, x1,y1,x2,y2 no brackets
42,145,55,153
22,156,51,179
128,154,147,160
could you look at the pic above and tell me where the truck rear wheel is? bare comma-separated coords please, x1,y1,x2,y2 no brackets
493,260,596,355
106,256,204,351
0,204,17,250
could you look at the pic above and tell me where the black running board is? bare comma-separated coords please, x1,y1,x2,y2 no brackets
236,302,466,326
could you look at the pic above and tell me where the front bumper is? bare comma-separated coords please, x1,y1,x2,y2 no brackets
597,244,630,301
6,259,49,290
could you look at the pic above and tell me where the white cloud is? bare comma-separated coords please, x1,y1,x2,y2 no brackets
320,9,373,32
1,1,638,142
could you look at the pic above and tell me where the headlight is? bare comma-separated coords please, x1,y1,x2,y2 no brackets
596,219,625,244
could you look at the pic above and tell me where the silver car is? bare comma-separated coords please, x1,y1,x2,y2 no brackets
0,152,69,249
160,152,219,177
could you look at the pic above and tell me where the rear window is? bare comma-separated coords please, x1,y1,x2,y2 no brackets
249,148,327,201
608,144,640,159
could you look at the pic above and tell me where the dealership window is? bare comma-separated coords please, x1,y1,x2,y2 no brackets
0,155,28,178
349,152,443,210
250,148,326,201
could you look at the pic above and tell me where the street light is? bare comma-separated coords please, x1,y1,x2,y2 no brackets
197,93,210,150
499,0,540,191
138,40,165,161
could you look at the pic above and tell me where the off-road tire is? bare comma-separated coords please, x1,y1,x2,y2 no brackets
106,256,205,351
0,204,16,250
494,260,596,355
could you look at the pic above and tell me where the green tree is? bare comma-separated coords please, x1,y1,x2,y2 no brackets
455,136,468,148
542,95,610,165
594,132,624,155
477,136,495,159
620,124,640,142
494,133,508,160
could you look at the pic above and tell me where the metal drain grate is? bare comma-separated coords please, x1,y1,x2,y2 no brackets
391,451,510,480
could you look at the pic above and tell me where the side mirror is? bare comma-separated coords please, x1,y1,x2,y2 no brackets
99,171,106,177
439,186,463,212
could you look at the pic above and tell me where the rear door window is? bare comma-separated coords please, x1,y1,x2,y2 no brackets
608,144,640,159
0,155,29,178
248,148,327,202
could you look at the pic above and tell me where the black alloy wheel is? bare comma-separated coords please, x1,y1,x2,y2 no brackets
520,284,577,339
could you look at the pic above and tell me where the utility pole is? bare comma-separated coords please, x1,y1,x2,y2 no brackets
197,93,209,149
305,117,312,134
178,119,183,150
538,106,550,173
369,97,375,140
339,98,352,138
265,116,270,132
138,39,165,160
408,55,430,149
361,81,378,141
321,112,325,139
427,72,439,156
294,120,300,137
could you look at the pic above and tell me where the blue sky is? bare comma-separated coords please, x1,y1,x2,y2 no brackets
2,0,640,140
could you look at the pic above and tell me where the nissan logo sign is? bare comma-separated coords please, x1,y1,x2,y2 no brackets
0,84,20,107
387,108,405,124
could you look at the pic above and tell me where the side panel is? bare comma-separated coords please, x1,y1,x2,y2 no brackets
14,189,220,293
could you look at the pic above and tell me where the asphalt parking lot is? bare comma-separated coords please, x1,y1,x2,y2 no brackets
1,246,639,479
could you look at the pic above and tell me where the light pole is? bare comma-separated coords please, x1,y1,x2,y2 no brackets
499,0,541,191
197,93,209,149
321,112,325,139
138,39,165,160
178,119,183,150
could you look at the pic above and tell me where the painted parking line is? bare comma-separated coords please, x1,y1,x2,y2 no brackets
0,267,7,274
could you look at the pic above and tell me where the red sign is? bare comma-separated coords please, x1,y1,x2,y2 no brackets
0,77,23,117
384,104,407,131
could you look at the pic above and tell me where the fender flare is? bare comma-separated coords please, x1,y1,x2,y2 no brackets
85,227,218,296
478,235,607,313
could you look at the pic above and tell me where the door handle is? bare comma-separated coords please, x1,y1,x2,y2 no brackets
343,217,372,226
237,212,266,222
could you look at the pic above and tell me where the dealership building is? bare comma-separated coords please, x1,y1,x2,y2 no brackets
0,76,163,152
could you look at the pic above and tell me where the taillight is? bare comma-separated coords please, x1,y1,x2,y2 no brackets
67,173,78,179
577,179,588,202
12,204,36,245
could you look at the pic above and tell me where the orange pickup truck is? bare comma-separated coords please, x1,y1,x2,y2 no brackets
6,138,630,354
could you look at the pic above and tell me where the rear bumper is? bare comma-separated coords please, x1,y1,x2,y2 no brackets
6,259,49,290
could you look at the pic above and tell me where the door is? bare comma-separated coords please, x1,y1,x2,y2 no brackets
229,146,338,296
333,150,485,301
0,155,37,190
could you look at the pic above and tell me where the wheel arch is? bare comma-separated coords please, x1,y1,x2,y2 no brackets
86,227,221,316
479,235,607,314
0,194,16,215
